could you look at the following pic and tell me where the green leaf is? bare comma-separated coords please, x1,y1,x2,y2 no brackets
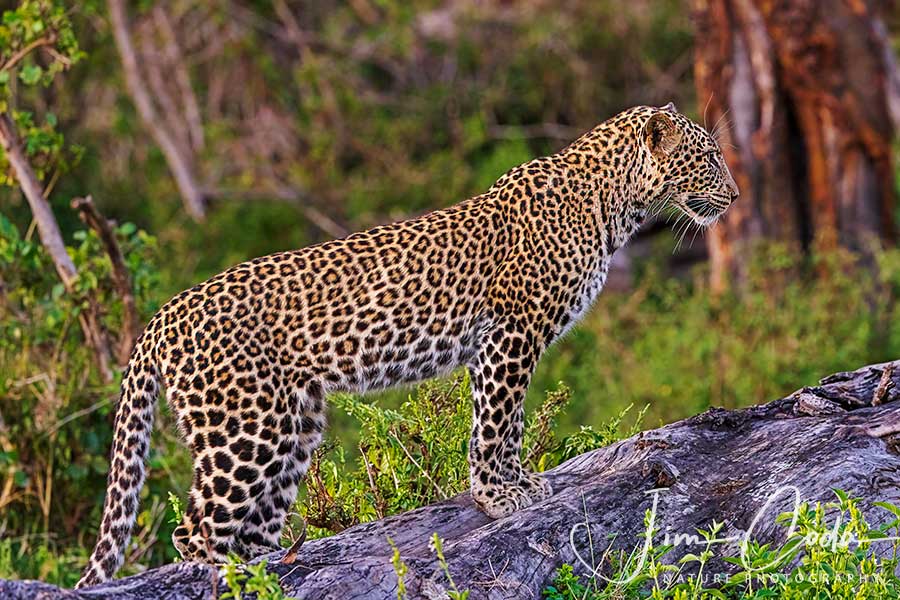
19,64,42,85
13,469,28,487
874,501,900,519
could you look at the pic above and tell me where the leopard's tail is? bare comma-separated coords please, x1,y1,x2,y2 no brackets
75,333,160,589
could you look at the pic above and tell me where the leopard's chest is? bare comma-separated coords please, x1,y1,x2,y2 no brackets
556,254,611,339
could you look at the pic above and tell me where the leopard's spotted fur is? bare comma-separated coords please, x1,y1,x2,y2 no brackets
77,104,738,587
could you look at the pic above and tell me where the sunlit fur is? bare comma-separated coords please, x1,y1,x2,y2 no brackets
76,104,738,588
643,107,739,250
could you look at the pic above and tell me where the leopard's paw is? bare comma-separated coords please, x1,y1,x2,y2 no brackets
472,483,534,519
518,470,553,503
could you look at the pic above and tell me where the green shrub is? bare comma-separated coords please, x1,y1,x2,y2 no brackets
221,554,294,600
297,374,638,538
0,213,186,585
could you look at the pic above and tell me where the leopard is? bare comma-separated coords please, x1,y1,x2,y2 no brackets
76,103,738,588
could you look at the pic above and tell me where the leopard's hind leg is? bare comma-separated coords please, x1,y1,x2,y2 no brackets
168,391,253,563
231,382,326,559
169,370,326,564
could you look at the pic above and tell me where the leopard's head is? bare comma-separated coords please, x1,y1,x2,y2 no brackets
640,103,739,227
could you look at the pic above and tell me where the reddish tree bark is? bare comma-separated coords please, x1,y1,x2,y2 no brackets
692,0,898,290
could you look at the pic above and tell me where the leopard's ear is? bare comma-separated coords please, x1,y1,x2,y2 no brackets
661,102,677,113
643,112,682,159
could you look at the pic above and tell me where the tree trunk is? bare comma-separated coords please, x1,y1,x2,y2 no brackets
5,360,900,599
0,114,114,383
692,0,898,291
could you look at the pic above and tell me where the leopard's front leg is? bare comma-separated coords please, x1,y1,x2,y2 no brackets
468,320,553,518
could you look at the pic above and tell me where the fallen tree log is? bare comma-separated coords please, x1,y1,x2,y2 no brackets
5,360,900,600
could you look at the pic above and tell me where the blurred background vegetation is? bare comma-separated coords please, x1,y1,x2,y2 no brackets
0,0,899,586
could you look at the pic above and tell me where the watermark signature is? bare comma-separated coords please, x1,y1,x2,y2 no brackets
569,485,900,584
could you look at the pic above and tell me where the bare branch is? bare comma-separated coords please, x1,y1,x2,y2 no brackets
137,33,191,160
0,34,58,72
107,0,207,221
71,195,141,364
0,114,77,285
153,6,205,153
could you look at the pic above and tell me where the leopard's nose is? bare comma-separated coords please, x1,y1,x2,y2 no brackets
724,170,740,202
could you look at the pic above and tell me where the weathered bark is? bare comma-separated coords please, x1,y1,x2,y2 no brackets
5,360,900,599
692,0,898,291
0,114,114,383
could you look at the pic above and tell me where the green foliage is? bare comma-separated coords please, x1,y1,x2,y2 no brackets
269,0,693,225
0,1,897,589
0,1,694,291
0,212,158,346
0,536,85,586
2,109,84,186
388,536,410,600
0,213,176,586
299,375,634,537
542,492,900,599
0,0,83,100
167,491,183,526
388,534,470,600
431,533,469,600
0,0,84,185
532,243,900,430
221,555,294,600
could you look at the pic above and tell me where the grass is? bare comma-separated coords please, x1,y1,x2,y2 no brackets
294,374,638,539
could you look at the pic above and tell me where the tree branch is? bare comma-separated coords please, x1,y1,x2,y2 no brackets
0,114,113,383
0,34,58,72
106,0,207,222
152,6,205,154
71,196,141,364
872,15,900,132
0,114,76,285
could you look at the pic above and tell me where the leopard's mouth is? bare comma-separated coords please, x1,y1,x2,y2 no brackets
679,194,730,227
